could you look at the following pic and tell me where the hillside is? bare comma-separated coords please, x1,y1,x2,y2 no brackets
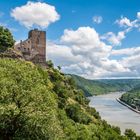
0,58,137,140
120,86,140,110
70,74,140,96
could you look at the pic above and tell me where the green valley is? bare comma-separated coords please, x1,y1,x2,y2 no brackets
70,74,140,96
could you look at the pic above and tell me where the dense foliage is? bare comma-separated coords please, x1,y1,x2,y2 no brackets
121,86,140,108
70,75,140,96
1,58,139,139
0,26,15,52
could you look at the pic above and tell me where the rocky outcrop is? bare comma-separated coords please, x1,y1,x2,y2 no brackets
0,48,48,68
0,48,24,60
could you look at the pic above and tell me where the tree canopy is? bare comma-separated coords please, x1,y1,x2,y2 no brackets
0,26,15,52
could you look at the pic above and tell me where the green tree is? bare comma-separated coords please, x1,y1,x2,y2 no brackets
136,136,140,140
66,104,92,124
0,59,63,140
57,65,61,71
125,129,136,140
46,60,54,68
0,26,15,52
112,126,121,135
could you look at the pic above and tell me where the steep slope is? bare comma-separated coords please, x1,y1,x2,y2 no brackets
0,58,134,140
70,74,140,96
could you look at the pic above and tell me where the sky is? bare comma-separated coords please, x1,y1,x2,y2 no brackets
1,0,140,79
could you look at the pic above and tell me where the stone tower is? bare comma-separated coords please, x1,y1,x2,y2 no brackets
28,29,46,64
14,29,46,65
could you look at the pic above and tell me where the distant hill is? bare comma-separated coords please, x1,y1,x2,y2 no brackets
70,74,140,96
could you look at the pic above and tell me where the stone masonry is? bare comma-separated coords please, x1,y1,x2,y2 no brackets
14,29,46,65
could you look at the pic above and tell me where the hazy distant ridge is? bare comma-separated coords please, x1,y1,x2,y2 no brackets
70,74,140,96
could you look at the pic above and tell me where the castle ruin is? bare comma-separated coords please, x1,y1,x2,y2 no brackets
14,29,46,65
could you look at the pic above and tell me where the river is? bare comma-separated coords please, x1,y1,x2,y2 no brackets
89,92,140,135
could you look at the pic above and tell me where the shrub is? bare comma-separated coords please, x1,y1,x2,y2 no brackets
66,104,92,124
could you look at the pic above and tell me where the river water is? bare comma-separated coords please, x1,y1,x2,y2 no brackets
89,92,140,135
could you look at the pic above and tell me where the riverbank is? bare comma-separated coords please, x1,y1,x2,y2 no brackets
89,92,140,135
117,98,140,114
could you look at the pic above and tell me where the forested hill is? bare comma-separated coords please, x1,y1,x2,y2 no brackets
0,58,139,140
70,74,140,96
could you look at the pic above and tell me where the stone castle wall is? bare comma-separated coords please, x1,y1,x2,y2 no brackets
14,29,46,64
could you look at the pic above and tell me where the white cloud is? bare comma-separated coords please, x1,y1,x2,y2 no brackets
61,27,101,46
47,41,82,66
92,16,103,24
112,13,140,47
116,16,132,27
110,46,140,77
123,55,140,69
120,54,140,77
116,14,140,30
60,27,112,61
11,1,60,28
101,30,127,46
137,12,140,19
111,47,140,56
48,27,131,79
113,13,140,47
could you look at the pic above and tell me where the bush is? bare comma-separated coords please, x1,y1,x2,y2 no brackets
0,59,63,139
66,104,92,124
46,60,54,68
124,129,136,140
112,126,121,135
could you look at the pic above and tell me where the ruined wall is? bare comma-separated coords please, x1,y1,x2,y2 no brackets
14,29,46,63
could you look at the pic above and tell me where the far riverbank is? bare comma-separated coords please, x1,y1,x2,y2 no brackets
117,98,140,114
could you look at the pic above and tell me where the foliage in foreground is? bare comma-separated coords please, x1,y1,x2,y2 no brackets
0,58,140,140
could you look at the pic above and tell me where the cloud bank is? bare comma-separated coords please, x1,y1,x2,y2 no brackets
47,27,139,79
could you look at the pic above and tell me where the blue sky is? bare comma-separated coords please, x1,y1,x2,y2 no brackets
1,0,140,79
1,0,140,45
